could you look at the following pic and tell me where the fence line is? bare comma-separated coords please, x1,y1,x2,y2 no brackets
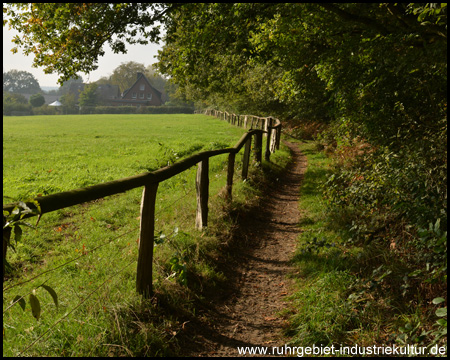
3,111,282,298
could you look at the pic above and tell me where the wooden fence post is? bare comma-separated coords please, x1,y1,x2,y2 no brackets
226,152,235,200
270,126,277,153
196,159,209,230
136,183,159,298
265,118,273,161
242,137,251,180
276,124,282,150
254,132,263,164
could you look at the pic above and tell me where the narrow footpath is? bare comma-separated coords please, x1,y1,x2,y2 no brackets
182,140,307,356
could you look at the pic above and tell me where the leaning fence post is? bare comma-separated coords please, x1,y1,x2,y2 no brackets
136,183,159,298
242,137,251,180
196,159,209,230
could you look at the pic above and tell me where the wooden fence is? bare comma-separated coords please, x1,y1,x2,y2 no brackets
3,111,282,298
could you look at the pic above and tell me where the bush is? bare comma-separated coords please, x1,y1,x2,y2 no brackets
32,104,59,115
29,93,45,107
3,93,32,116
3,102,32,116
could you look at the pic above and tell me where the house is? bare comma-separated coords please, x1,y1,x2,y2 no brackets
110,72,163,107
68,73,163,107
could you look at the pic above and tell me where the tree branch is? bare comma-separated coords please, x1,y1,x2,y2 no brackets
318,3,389,35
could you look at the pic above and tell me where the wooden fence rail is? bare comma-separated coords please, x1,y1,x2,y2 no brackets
3,111,282,297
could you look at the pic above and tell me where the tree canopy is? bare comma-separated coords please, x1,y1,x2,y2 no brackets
3,69,42,94
29,93,45,107
3,2,447,227
78,83,98,108
3,3,177,84
104,61,167,94
156,4,446,128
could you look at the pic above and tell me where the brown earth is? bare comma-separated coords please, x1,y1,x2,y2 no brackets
180,140,307,357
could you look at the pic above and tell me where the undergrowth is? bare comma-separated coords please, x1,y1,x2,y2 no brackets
286,139,447,355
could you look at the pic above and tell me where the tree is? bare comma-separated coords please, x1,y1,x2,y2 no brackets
58,75,83,95
155,3,447,127
144,65,167,93
3,3,179,84
110,61,146,93
3,69,41,94
3,3,447,227
60,92,78,114
107,62,167,94
29,93,45,107
78,83,98,107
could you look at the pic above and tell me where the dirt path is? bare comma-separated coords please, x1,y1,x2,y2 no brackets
181,140,307,356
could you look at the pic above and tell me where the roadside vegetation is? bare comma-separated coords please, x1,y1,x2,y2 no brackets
285,135,446,353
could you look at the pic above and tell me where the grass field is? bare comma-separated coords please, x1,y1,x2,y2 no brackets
3,114,246,200
3,114,280,356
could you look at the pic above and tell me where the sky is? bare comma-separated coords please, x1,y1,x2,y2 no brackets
3,26,163,88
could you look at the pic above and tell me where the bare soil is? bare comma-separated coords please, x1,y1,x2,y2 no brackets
180,140,307,356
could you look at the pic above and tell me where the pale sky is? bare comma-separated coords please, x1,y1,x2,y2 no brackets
3,26,163,88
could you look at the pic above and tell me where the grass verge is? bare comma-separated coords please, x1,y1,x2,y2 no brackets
285,140,447,355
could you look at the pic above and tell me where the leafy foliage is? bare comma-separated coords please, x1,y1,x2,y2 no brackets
3,69,41,94
3,200,59,322
29,93,45,107
3,3,177,84
2,92,32,115
109,61,146,94
78,83,98,108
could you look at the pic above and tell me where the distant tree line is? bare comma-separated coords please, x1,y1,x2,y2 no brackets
3,61,192,115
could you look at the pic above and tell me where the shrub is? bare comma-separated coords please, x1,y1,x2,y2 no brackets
29,93,45,107
32,104,59,115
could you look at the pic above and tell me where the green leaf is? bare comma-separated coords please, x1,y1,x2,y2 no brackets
154,231,166,245
435,307,447,318
432,297,445,305
408,269,422,277
12,295,26,311
29,292,41,321
41,284,59,309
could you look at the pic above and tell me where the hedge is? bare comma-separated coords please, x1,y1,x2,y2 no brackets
79,105,195,115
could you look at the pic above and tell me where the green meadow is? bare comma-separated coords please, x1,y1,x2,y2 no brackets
3,114,277,356
3,114,246,200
